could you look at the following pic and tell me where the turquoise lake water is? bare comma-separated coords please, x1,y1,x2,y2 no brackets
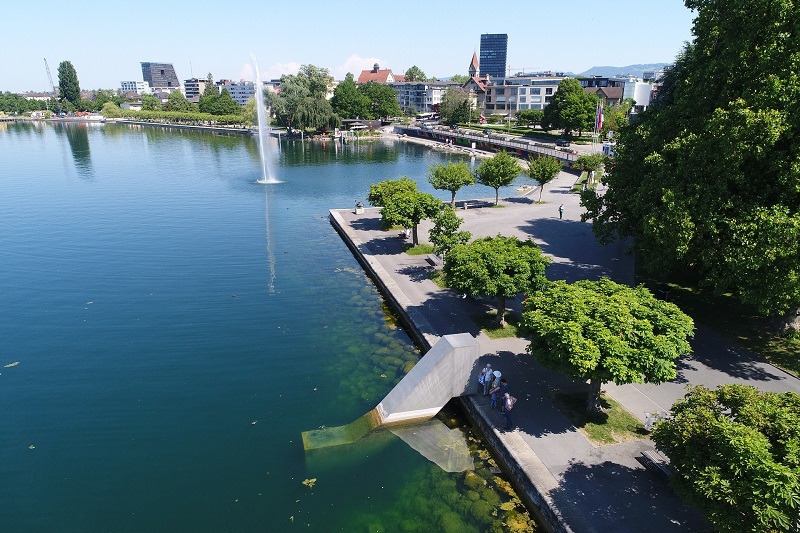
0,122,534,532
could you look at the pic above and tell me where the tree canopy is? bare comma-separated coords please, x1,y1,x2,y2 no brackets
57,61,81,106
380,190,441,245
516,109,544,128
429,206,471,258
141,94,161,111
523,278,694,412
653,384,800,533
445,236,549,327
581,0,800,329
164,90,197,113
266,65,338,131
367,176,418,208
331,73,367,119
474,151,522,205
428,161,474,208
542,78,596,135
438,87,473,125
527,156,562,202
404,66,427,82
358,82,401,119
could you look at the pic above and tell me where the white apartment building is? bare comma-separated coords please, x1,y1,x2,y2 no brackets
226,80,255,106
484,74,566,115
184,78,211,102
120,81,151,95
390,81,460,113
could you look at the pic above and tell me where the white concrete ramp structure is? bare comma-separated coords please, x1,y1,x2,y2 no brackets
303,333,480,450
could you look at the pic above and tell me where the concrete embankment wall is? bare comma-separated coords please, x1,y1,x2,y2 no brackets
114,120,252,135
328,208,573,533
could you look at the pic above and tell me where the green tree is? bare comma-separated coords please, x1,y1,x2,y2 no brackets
574,153,606,185
445,236,549,327
429,206,471,258
164,90,196,112
581,0,800,331
428,161,474,208
542,78,596,135
358,82,400,119
474,151,522,205
523,278,694,412
653,384,800,533
516,109,544,128
449,74,470,84
380,190,441,246
208,88,240,116
267,65,337,130
100,102,122,118
141,94,161,111
527,156,562,202
57,61,81,106
404,65,427,82
439,87,472,125
331,73,368,118
367,176,418,207
600,98,633,138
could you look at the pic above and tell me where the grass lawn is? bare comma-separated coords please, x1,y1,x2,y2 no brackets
472,309,528,339
403,243,434,255
638,272,800,377
552,391,648,445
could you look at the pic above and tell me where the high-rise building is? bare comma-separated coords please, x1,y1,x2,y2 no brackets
141,62,180,91
479,34,508,79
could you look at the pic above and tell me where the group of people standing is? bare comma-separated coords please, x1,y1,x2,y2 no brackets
477,363,515,431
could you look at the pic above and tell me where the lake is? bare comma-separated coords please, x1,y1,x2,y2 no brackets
0,121,534,532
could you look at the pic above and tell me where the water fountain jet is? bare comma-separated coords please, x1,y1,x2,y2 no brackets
251,54,278,184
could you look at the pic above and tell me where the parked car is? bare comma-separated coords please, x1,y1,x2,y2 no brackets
555,138,571,147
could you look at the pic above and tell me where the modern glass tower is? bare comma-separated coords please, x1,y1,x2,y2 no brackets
140,62,180,90
479,34,508,79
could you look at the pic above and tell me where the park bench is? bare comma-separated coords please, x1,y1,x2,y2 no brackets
638,449,675,480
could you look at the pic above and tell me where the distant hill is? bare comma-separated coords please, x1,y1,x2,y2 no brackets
577,63,671,78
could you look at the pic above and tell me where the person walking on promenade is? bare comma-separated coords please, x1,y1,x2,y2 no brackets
477,363,491,395
501,393,516,430
489,371,502,409
482,364,492,395
558,204,564,219
496,378,509,412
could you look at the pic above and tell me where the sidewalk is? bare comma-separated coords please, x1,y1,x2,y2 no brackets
330,171,800,531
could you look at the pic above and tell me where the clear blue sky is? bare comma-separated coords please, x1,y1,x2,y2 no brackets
0,0,696,93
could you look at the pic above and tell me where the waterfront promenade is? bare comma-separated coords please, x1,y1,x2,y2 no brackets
330,169,800,532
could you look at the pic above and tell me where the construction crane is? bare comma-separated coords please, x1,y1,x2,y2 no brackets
43,58,63,115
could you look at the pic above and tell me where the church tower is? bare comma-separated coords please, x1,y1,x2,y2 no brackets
468,51,479,78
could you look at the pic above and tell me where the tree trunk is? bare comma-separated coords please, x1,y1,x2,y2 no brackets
494,188,500,205
586,379,602,414
494,295,507,327
773,306,800,335
451,191,456,209
412,225,419,246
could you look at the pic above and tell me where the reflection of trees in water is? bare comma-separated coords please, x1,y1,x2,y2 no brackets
279,138,403,167
55,122,93,180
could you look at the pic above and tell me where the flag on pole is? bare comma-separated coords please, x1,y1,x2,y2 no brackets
595,100,604,132
479,114,486,125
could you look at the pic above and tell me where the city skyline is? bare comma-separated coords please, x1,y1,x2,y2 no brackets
0,0,695,93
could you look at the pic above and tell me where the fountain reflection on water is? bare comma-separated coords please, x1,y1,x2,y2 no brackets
251,53,278,184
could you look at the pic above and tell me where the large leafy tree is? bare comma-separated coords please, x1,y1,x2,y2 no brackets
474,151,522,205
141,94,161,111
600,98,634,138
653,384,800,533
429,206,471,258
428,161,474,208
267,65,338,130
438,87,473,125
527,156,562,202
523,278,694,413
404,65,427,82
358,82,401,119
164,90,196,112
331,73,368,118
542,78,596,135
445,236,549,327
516,109,544,128
367,176,418,208
581,0,800,331
380,191,441,246
57,61,81,106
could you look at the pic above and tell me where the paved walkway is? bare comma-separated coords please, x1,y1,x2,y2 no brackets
331,170,800,532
